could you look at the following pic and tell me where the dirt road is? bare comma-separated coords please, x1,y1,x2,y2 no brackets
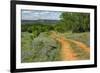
51,31,90,61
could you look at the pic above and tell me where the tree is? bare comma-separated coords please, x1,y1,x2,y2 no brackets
60,12,90,32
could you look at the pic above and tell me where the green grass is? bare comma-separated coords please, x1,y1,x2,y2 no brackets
21,31,90,63
61,32,90,47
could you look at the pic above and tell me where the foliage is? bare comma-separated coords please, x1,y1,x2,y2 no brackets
21,32,34,62
21,32,60,62
61,32,90,46
21,23,55,37
60,12,90,32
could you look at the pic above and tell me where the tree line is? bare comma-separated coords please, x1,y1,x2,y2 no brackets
21,12,90,36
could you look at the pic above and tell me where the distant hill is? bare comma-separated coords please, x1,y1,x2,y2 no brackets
21,20,59,24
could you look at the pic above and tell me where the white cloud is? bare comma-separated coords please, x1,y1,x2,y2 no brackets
22,10,32,14
21,10,62,20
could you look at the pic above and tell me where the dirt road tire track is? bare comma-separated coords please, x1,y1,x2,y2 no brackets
51,31,90,61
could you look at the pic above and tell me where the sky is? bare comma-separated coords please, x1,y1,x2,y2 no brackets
21,10,62,20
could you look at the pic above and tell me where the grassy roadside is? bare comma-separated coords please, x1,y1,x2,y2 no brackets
21,31,90,62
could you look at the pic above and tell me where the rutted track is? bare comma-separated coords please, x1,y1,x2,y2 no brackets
51,31,90,61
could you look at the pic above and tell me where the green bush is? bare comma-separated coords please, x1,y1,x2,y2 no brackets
32,32,60,62
21,32,60,63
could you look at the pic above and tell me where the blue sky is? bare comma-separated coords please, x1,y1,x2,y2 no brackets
21,10,62,20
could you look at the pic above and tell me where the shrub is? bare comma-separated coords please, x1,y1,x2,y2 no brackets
32,32,60,62
21,32,60,62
